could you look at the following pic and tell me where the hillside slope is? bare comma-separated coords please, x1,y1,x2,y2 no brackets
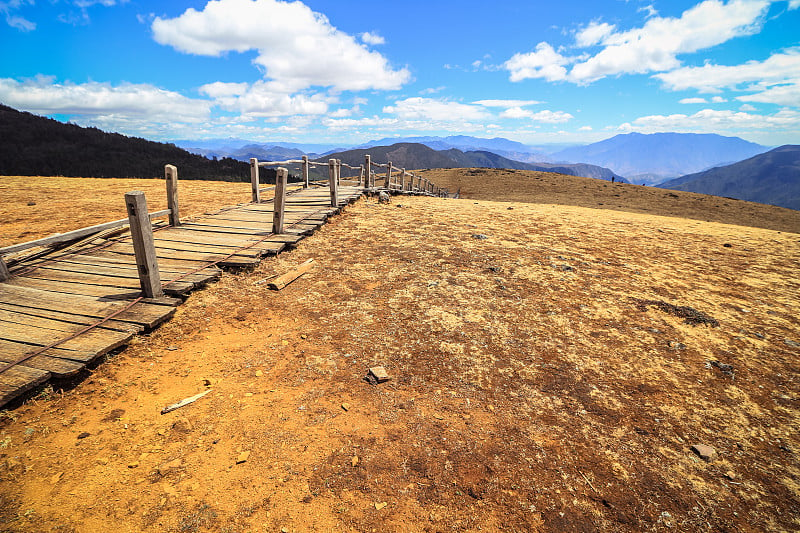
0,104,249,180
658,145,800,210
553,132,769,183
322,143,622,181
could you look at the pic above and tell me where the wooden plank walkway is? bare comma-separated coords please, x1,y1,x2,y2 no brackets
0,184,365,407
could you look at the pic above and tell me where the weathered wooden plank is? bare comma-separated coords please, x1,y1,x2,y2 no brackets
0,366,50,407
20,268,196,296
6,277,144,299
0,285,174,328
0,320,134,362
0,340,85,377
29,259,219,286
0,302,142,333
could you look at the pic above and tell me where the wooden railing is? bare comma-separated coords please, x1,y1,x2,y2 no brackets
1,153,451,289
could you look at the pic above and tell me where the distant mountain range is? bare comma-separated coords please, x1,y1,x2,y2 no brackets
0,104,250,181
553,132,770,184
658,145,800,210
177,132,772,185
319,143,623,181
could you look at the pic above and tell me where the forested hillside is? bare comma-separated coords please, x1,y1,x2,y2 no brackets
0,104,250,181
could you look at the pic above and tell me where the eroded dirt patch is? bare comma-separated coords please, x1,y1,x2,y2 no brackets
1,194,799,532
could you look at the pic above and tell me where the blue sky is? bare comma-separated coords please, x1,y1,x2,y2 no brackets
1,0,799,146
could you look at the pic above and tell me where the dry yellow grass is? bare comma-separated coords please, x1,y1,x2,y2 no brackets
0,174,799,532
0,176,254,247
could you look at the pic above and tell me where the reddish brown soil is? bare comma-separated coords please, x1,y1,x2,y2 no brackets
1,174,799,532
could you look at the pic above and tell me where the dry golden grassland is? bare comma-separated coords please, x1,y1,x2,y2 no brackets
0,173,799,532
0,176,256,247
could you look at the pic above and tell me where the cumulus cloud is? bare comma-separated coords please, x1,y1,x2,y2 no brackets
200,80,333,117
506,0,772,84
574,21,616,47
382,97,489,121
151,0,410,93
360,31,385,45
0,77,211,119
504,42,571,82
679,97,708,103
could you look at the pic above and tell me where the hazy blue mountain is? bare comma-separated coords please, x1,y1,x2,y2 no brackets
176,139,343,157
552,132,769,184
322,143,624,181
356,135,554,161
657,145,800,210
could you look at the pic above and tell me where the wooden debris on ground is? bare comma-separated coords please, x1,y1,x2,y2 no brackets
160,389,212,415
267,258,315,290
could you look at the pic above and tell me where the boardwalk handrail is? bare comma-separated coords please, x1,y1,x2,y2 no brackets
0,164,185,283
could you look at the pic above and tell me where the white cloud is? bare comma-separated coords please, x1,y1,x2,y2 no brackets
621,107,800,133
655,48,800,106
420,86,446,95
500,107,573,122
360,31,385,46
737,82,800,106
575,21,616,47
679,97,708,103
382,97,489,121
200,80,332,117
1,0,35,31
569,0,770,83
655,48,800,91
740,103,757,111
506,0,772,84
472,99,543,107
0,77,211,120
151,0,410,93
711,95,728,102
790,0,800,8
579,125,593,131
504,42,571,82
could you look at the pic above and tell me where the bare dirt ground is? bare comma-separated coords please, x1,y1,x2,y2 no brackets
1,173,799,532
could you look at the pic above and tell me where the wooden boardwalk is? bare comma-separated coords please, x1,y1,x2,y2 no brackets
0,184,365,407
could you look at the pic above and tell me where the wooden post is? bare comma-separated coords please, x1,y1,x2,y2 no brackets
328,159,339,207
0,256,10,282
385,162,392,189
301,155,309,188
125,191,163,298
400,169,406,191
272,167,288,234
165,164,180,227
359,165,365,187
250,158,260,203
365,155,372,187
336,159,342,185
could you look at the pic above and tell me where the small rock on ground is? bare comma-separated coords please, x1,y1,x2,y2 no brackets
691,444,718,462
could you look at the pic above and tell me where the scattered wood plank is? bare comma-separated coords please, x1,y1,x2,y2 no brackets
267,259,315,290
161,389,212,414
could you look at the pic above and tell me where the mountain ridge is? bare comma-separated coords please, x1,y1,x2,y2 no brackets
553,132,770,184
657,145,800,210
